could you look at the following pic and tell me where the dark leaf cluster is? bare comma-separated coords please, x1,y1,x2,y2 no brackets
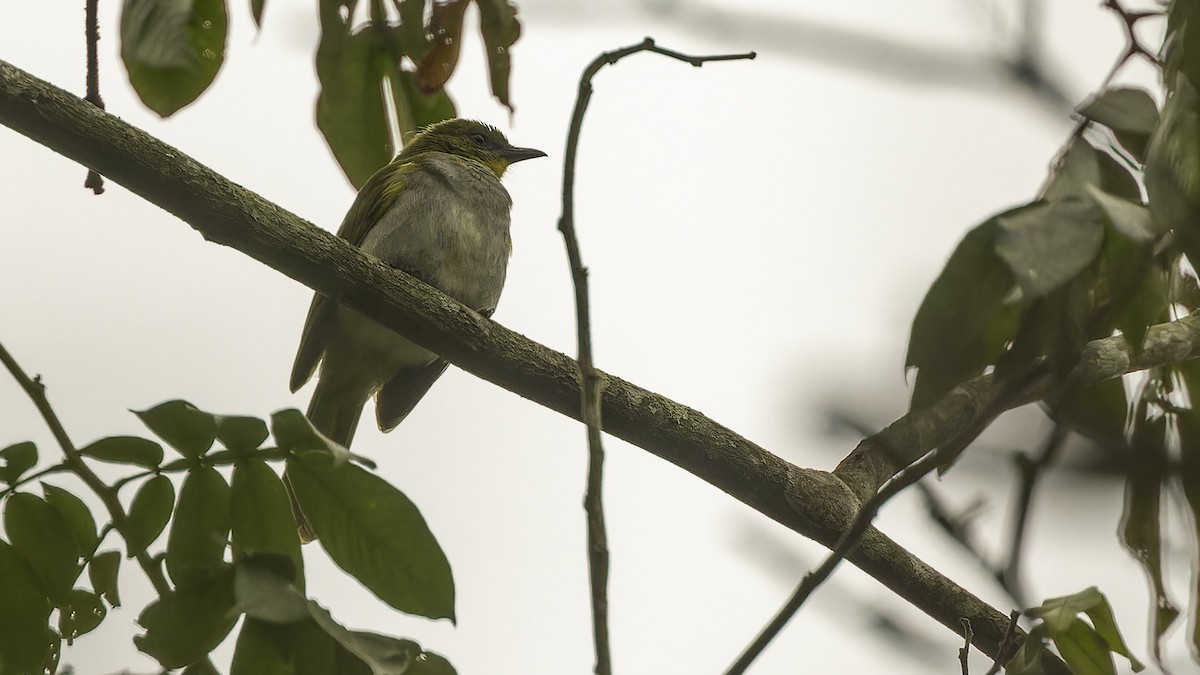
0,400,456,674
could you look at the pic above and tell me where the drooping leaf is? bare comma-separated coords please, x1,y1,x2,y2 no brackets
1145,74,1200,260
234,554,309,624
1052,619,1117,675
88,550,123,607
230,459,304,588
4,492,81,603
1049,378,1128,447
285,453,454,620
134,400,218,458
390,68,457,145
1087,186,1158,243
906,210,1020,409
316,8,394,189
1163,2,1200,95
120,0,228,116
251,0,267,27
272,409,350,465
135,565,238,668
1174,359,1200,657
475,0,521,111
995,197,1105,298
309,602,424,674
58,588,106,645
80,435,165,468
1119,414,1180,662
395,0,432,62
0,540,54,674
230,618,292,675
415,0,469,93
166,466,231,588
1077,87,1159,163
1029,587,1144,673
216,415,270,451
230,604,383,675
125,474,176,554
42,482,99,554
0,441,37,484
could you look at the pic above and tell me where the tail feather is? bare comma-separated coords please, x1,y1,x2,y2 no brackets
305,374,367,447
287,376,368,543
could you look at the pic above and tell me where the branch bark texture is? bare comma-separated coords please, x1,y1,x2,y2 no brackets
5,58,1187,661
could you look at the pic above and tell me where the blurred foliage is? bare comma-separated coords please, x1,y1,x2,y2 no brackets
0,401,457,674
118,0,521,187
904,0,1200,668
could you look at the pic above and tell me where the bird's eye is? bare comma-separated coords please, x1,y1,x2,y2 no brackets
469,133,487,146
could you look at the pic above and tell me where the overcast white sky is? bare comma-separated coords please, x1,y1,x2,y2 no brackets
0,1,1186,673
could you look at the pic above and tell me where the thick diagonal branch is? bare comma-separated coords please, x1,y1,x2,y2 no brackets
5,58,1192,660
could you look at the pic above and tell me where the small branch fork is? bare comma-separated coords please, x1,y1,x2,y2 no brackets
0,339,222,672
556,37,754,675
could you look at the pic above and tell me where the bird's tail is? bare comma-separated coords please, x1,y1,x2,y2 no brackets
286,376,368,543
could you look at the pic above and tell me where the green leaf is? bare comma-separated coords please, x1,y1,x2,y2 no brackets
230,459,304,589
42,482,99,554
251,0,266,27
475,0,521,111
1049,379,1128,446
166,466,231,589
80,435,165,467
230,618,291,675
272,409,350,465
1081,592,1145,671
231,606,383,675
4,492,81,603
411,649,457,675
1145,74,1200,255
88,550,122,607
905,209,1020,409
395,0,433,62
1174,362,1200,658
120,0,228,117
286,453,454,620
1052,619,1116,675
58,588,106,645
1163,2,1200,95
135,565,238,668
216,415,270,451
415,0,469,93
316,7,394,189
1119,414,1180,661
390,68,456,144
1077,87,1159,162
0,540,53,675
125,474,176,554
0,441,37,484
234,554,308,624
995,197,1105,298
184,659,222,675
308,602,424,673
1087,186,1158,243
134,400,218,458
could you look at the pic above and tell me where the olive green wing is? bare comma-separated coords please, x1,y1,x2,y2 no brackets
288,159,419,392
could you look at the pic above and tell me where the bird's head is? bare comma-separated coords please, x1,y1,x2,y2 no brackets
403,118,546,177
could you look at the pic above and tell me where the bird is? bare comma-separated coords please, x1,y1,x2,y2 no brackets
286,118,545,539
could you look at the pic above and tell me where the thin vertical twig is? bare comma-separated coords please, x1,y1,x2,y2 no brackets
557,37,755,675
84,0,105,194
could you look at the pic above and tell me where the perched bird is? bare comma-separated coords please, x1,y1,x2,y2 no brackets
287,119,544,538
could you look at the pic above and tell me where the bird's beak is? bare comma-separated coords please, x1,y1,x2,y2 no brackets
501,146,548,163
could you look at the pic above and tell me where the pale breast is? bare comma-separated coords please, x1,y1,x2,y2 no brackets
359,154,513,312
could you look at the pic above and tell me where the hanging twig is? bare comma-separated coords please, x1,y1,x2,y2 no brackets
557,37,756,675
